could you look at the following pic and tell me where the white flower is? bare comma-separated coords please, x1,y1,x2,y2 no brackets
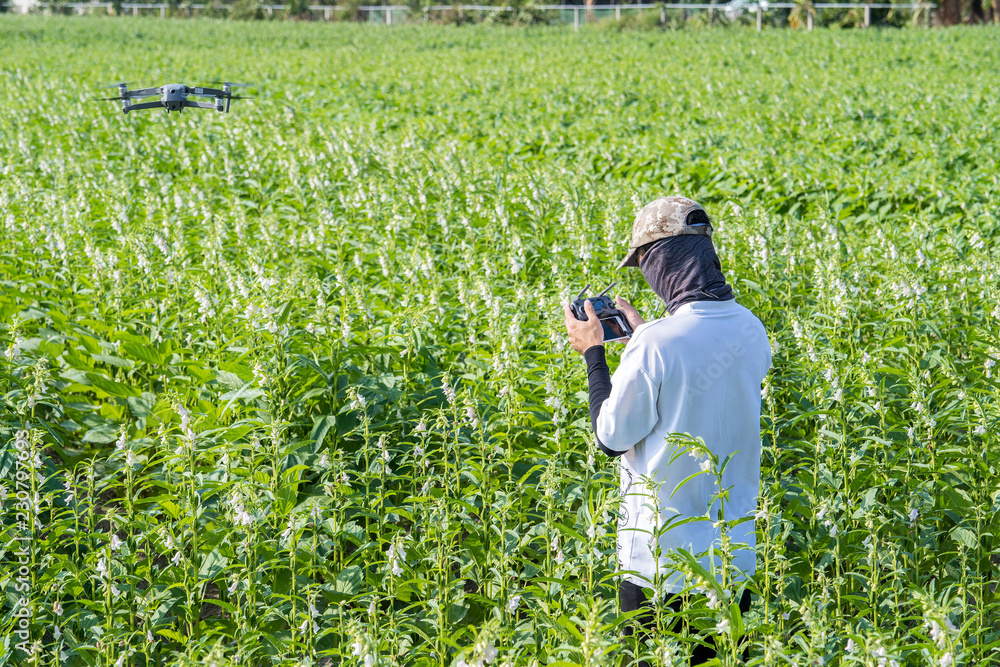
414,444,424,457
352,640,364,656
125,450,137,468
415,421,427,433
973,424,986,435
381,449,391,462
507,595,521,613
941,653,953,667
368,600,376,615
391,560,403,577
715,618,730,634
846,638,856,653
234,503,253,527
909,508,919,523
586,524,596,540
110,583,121,596
110,535,123,551
341,471,349,484
481,641,499,663
228,578,239,595
443,380,457,404
364,656,374,667
555,549,565,564
171,551,182,566
700,459,711,472
754,508,767,520
95,558,108,576
115,431,127,451
706,589,720,609
147,630,153,642
53,600,63,616
317,452,328,468
53,625,61,639
5,335,23,360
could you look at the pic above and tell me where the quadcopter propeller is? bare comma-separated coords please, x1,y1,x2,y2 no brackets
96,82,135,89
208,81,255,88
95,96,127,101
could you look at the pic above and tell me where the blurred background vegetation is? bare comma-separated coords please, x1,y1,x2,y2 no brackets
3,0,998,29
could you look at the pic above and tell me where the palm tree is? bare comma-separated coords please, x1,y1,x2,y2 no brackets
788,0,813,27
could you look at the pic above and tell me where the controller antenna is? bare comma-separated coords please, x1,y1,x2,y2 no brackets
576,284,592,300
596,282,617,297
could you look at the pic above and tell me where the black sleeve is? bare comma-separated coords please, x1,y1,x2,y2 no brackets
584,345,626,458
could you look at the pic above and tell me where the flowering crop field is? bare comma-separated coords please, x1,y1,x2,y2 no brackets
1,16,999,667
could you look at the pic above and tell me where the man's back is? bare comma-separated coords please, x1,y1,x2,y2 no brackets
595,300,772,591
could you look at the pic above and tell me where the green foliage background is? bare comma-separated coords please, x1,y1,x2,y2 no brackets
1,17,999,667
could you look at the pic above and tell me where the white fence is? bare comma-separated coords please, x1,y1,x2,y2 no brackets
0,1,935,29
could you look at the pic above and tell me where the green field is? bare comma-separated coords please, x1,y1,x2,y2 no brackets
1,16,999,667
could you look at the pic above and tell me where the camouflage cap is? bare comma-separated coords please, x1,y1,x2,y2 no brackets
617,196,712,269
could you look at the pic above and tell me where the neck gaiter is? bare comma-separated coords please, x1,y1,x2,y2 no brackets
639,234,734,315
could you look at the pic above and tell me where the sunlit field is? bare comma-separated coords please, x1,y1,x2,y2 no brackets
1,16,999,667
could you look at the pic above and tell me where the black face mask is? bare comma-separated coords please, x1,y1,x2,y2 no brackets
639,234,734,316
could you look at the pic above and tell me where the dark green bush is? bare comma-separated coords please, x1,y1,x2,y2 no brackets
230,0,265,20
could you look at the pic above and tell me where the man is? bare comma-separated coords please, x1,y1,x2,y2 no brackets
563,196,771,665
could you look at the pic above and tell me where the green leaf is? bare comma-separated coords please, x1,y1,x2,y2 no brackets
86,373,141,398
82,423,119,444
309,415,336,452
334,566,362,595
122,341,164,365
92,353,134,369
951,527,978,549
157,628,186,644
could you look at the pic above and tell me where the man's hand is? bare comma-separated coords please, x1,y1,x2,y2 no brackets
564,300,604,354
615,297,645,330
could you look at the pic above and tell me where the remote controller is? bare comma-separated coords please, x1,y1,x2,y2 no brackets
570,283,634,342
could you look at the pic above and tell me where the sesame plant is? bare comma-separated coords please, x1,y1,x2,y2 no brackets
1,15,999,667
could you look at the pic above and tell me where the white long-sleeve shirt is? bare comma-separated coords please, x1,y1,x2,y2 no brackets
595,300,771,592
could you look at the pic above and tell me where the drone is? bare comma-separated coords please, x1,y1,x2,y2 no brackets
98,82,250,114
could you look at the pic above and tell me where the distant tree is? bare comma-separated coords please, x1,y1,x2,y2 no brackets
788,0,814,27
285,0,311,19
939,0,961,23
231,0,265,19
